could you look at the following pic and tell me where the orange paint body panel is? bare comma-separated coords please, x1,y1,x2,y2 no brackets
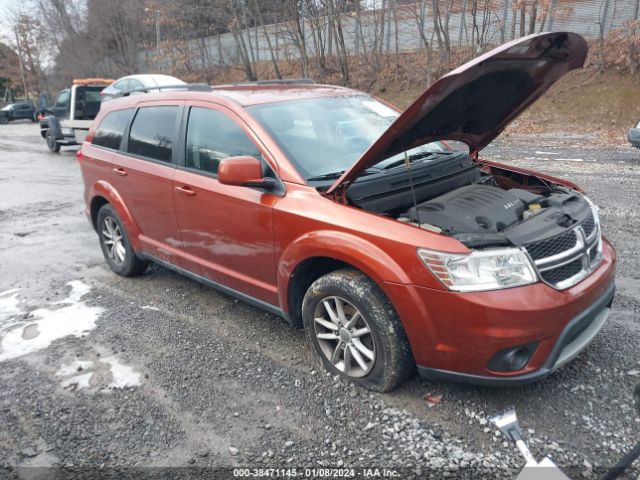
79,32,615,385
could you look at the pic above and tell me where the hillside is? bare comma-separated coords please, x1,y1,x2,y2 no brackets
379,69,639,144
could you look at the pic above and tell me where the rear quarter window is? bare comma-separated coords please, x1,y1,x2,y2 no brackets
127,106,178,163
92,109,134,150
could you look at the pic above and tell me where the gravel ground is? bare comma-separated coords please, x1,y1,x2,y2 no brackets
0,122,638,479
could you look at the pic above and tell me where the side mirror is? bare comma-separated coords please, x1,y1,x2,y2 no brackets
218,156,276,190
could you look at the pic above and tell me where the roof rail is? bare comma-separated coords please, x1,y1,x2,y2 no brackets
121,83,211,97
227,79,316,86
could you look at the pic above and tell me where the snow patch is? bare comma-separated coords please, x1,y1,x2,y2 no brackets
0,281,103,362
140,305,160,311
61,372,93,390
55,280,91,304
56,360,95,377
0,288,23,323
102,356,141,389
56,356,141,391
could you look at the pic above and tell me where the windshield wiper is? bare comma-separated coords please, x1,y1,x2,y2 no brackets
382,151,450,170
307,170,345,181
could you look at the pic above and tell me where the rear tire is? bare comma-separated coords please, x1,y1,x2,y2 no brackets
302,268,414,392
46,130,60,153
97,204,148,277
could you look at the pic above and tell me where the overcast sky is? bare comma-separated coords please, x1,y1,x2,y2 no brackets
0,0,33,41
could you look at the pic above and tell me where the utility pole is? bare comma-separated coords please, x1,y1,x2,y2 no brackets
145,8,161,72
13,26,29,100
155,9,161,72
500,0,508,43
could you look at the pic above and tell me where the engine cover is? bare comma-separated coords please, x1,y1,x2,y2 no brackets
407,184,525,234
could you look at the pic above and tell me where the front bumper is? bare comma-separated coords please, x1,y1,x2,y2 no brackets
417,283,614,385
628,128,640,148
384,238,616,385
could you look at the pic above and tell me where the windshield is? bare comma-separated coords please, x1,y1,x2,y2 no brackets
248,95,453,180
1,105,12,111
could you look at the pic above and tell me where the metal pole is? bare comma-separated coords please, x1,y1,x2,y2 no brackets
500,0,509,43
156,10,161,72
547,0,558,31
600,0,612,39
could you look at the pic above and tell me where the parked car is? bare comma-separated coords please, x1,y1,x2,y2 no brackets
0,102,36,124
78,32,615,392
100,74,186,102
628,120,640,148
40,78,112,152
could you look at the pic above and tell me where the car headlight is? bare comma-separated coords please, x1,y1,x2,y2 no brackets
61,127,74,136
418,247,537,292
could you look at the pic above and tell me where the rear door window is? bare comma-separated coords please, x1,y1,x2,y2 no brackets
113,79,129,91
92,108,134,150
128,79,144,91
128,106,178,162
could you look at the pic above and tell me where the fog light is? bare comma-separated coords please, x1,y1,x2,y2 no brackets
488,343,538,372
504,348,530,371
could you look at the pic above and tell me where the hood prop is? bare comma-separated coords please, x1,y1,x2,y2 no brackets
404,151,422,228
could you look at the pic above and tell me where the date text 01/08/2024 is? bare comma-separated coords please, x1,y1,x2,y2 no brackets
232,468,399,478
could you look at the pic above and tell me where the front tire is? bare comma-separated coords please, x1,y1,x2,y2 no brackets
0,117,8,125
302,268,414,392
97,204,148,277
46,130,60,152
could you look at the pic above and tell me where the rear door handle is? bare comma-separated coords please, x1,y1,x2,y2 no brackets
175,185,196,197
113,168,127,177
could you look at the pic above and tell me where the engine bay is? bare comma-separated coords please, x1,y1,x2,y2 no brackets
346,152,593,249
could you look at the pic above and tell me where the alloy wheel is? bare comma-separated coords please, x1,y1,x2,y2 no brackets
313,296,376,378
101,216,126,265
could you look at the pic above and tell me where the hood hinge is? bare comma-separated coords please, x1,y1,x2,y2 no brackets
323,184,349,204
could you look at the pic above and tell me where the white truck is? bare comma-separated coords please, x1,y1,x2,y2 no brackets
40,78,112,152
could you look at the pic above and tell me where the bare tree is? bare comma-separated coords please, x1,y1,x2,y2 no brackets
253,0,282,79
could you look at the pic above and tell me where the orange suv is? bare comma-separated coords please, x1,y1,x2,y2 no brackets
79,32,615,391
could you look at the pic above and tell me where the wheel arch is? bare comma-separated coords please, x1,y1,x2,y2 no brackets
279,231,412,327
88,181,142,250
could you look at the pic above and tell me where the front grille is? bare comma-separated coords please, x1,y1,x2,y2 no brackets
525,230,577,261
582,212,595,238
540,258,583,284
524,209,601,289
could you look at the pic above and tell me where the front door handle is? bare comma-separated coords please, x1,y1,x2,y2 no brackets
175,185,196,197
113,167,128,177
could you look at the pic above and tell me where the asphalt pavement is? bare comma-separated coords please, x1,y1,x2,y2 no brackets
0,122,639,479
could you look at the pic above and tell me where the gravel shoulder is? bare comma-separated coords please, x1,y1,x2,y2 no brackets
0,122,638,478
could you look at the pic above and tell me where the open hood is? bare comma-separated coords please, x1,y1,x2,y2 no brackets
326,32,587,194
